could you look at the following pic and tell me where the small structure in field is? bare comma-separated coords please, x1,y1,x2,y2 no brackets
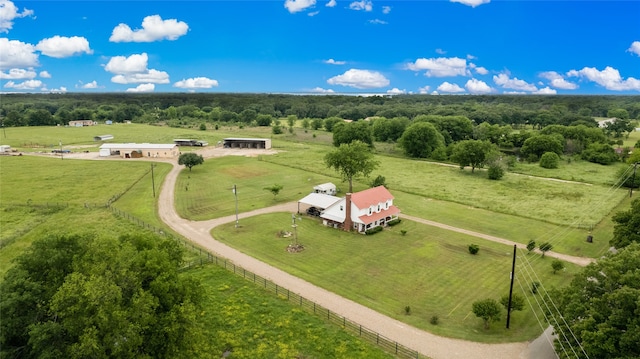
313,182,336,196
173,139,208,147
94,134,114,141
99,143,178,158
223,137,271,149
0,145,11,153
69,120,97,127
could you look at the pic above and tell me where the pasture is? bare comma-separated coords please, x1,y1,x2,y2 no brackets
211,212,581,343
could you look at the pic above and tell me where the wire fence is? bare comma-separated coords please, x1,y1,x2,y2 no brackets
110,206,426,359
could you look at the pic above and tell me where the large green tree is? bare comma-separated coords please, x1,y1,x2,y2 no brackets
325,140,379,193
472,298,502,329
0,233,207,359
398,122,445,158
178,152,205,171
520,134,564,161
550,243,640,359
449,140,495,173
332,120,374,147
610,198,640,249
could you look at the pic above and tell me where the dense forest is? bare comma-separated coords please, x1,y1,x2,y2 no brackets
1,93,639,128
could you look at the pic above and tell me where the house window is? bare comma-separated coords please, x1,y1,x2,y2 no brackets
377,204,381,212
368,207,372,215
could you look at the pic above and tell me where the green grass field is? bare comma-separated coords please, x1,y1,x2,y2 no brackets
2,124,637,347
212,212,579,343
187,264,393,359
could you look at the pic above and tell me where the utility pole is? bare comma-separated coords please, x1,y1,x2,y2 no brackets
291,214,298,246
151,164,156,198
506,244,517,329
59,140,63,160
630,162,638,198
233,184,239,228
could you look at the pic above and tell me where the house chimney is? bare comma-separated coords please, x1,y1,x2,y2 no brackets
344,193,353,232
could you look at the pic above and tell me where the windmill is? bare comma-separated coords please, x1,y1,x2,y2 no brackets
288,213,304,252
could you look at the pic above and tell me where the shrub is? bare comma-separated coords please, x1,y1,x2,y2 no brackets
387,218,401,226
487,164,504,180
551,259,565,274
272,125,283,134
468,244,480,255
526,240,536,253
404,306,411,315
365,226,383,235
400,230,407,236
531,281,540,294
540,152,560,169
430,315,439,325
199,123,206,131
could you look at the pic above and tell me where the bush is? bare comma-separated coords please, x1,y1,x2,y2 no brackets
468,244,480,255
487,164,504,180
540,152,560,169
404,306,411,315
400,230,407,236
531,281,540,294
387,218,401,226
430,315,439,325
365,226,383,235
272,125,283,134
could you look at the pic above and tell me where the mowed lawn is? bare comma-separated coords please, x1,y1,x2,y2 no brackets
212,213,581,343
177,150,623,257
175,155,339,220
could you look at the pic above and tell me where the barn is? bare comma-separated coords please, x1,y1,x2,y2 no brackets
99,143,178,158
223,138,271,149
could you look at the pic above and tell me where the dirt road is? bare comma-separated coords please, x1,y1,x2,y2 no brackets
156,151,569,359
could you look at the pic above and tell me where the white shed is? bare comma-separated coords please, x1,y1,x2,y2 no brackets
0,145,11,153
313,182,337,196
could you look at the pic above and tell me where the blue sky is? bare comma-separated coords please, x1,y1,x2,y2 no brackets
1,0,639,94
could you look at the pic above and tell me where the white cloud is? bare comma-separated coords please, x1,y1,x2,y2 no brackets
324,58,346,65
469,63,488,75
39,70,51,78
493,73,537,91
174,77,218,89
109,15,188,42
382,6,391,14
310,87,334,93
0,0,34,33
368,19,387,25
465,78,492,94
627,41,640,56
466,54,477,60
126,83,155,92
80,80,98,89
386,87,406,95
450,0,490,8
534,87,557,95
105,53,169,84
539,71,578,90
326,0,337,7
308,11,319,16
567,66,640,91
48,86,67,93
327,69,389,89
406,57,468,77
284,0,316,13
0,38,38,69
437,81,465,93
3,79,42,90
36,36,92,58
349,0,372,11
0,67,35,79
418,85,430,94
435,48,446,55
111,69,169,84
105,53,149,74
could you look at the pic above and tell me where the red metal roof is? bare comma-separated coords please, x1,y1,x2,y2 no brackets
350,186,394,209
358,206,400,225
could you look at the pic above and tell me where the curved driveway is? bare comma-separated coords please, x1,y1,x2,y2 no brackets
157,153,584,359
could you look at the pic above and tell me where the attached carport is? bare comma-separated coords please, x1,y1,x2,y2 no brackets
297,193,342,215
